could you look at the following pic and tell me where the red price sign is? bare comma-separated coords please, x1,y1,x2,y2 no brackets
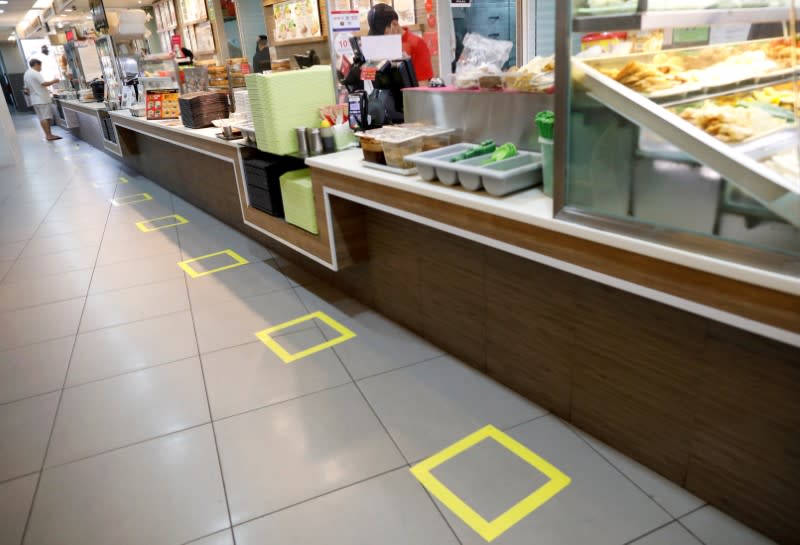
361,66,377,81
171,35,182,47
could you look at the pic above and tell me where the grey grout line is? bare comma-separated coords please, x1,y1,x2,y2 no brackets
676,505,711,545
179,528,233,545
677,522,708,545
621,519,678,545
226,464,410,532
418,486,466,545
500,412,552,434
0,294,89,315
350,353,446,383
173,193,238,545
18,161,123,545
38,421,211,473
211,381,354,425
563,419,679,522
0,470,41,487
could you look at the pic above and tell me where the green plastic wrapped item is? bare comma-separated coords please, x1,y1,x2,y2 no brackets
535,110,555,139
280,168,318,234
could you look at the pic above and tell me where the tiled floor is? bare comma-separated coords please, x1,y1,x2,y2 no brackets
0,113,778,545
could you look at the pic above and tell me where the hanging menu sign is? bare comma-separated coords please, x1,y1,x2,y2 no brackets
273,0,323,43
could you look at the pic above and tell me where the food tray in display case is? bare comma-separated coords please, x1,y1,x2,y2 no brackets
572,53,800,227
572,4,798,32
579,39,798,105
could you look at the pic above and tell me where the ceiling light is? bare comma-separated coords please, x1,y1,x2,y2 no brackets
32,0,53,9
0,9,4,13
0,1,9,4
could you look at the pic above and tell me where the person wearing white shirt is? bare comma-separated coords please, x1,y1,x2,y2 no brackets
23,58,61,141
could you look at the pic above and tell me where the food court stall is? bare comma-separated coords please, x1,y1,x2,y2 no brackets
57,2,800,542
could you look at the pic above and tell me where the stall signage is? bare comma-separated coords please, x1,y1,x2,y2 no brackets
334,33,354,57
360,66,377,81
451,0,470,7
331,10,359,32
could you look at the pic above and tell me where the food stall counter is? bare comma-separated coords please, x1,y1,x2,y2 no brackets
60,99,120,155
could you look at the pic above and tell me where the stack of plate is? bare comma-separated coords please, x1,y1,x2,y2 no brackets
245,66,335,155
178,91,230,129
279,168,318,234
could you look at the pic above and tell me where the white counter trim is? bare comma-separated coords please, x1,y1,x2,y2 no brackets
324,186,800,349
307,149,800,297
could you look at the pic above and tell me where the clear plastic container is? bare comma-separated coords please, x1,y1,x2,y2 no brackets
381,133,424,169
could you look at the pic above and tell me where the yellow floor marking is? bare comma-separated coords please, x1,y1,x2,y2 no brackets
177,249,249,278
255,311,357,364
136,214,189,233
111,193,152,206
410,424,571,542
119,176,129,183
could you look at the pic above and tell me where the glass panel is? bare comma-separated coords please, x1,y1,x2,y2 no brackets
452,0,517,70
565,5,800,267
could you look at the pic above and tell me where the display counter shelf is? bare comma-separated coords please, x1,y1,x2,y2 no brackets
574,59,799,227
572,6,799,32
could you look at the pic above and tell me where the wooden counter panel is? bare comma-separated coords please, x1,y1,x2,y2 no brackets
112,116,239,162
316,170,800,336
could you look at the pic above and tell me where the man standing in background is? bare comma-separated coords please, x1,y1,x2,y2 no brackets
252,35,272,73
23,59,61,141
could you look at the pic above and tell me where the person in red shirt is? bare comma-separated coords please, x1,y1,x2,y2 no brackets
367,3,434,84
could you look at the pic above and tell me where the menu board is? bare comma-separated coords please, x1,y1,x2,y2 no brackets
180,0,207,24
273,0,323,43
194,21,215,53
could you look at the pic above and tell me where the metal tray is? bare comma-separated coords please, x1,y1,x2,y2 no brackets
457,152,543,196
407,146,542,196
406,144,478,185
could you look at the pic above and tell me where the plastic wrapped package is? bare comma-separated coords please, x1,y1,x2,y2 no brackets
454,33,513,89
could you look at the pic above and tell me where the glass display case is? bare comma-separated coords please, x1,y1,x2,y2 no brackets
139,56,181,96
96,35,123,107
555,2,799,276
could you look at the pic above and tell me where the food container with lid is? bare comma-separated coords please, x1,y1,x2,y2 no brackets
381,133,424,169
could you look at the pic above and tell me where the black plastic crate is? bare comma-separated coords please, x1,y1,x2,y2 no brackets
247,183,284,217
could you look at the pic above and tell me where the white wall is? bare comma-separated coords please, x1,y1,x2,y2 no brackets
0,43,26,74
0,97,21,167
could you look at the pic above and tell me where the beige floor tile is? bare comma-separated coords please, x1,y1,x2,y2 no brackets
47,358,209,466
0,474,39,545
0,269,91,312
80,278,189,332
89,252,184,295
0,298,85,351
0,392,59,481
215,384,405,523
68,311,197,386
25,425,229,545
202,329,351,420
0,337,74,404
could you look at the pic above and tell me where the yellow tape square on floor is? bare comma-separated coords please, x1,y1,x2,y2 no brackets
410,424,571,542
255,311,357,364
136,215,189,233
94,177,128,188
177,249,249,278
111,193,153,206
